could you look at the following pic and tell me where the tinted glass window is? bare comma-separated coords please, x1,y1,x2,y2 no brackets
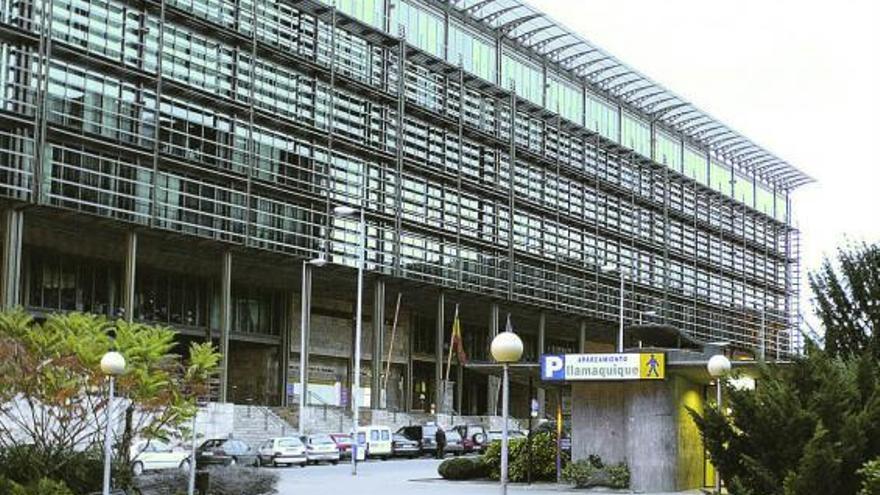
381,430,390,441
370,430,379,441
311,435,334,445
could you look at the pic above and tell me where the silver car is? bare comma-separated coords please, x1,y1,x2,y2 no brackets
300,434,341,465
257,437,307,467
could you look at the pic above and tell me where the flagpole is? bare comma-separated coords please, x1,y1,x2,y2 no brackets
444,304,458,383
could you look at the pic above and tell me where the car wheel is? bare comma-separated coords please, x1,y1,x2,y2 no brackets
131,462,144,477
179,459,191,472
331,460,339,465
300,463,307,468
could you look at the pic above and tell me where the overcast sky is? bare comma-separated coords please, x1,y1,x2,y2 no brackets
527,0,880,322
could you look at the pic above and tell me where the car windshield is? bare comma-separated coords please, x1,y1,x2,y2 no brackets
200,439,224,449
393,434,408,442
422,426,437,437
311,435,334,445
332,435,351,443
278,438,302,448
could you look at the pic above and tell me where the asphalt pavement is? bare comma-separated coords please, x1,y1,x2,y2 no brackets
270,456,705,495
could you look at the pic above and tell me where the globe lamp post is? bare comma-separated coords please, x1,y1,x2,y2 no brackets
491,329,523,495
100,351,126,495
707,354,731,495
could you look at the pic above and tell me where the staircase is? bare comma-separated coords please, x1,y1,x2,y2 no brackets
232,404,296,448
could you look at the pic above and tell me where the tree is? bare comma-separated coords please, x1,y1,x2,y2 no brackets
690,241,880,495
690,352,880,495
810,242,880,359
0,309,219,491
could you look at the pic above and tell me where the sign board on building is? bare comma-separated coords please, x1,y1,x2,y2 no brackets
540,353,666,382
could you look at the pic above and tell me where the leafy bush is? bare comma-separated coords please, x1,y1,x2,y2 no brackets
562,460,596,487
482,432,568,482
0,476,75,495
859,459,880,495
135,466,279,495
562,458,630,489
438,456,489,480
0,445,111,494
606,463,630,489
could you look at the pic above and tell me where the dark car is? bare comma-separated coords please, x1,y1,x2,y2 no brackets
329,433,353,458
444,430,464,456
395,424,440,456
195,438,258,467
391,433,420,458
452,424,488,453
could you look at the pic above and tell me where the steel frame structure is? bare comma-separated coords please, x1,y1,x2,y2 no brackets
0,0,809,363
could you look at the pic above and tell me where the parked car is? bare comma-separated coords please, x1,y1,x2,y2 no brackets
300,434,341,465
329,433,353,458
196,438,258,467
487,430,527,442
130,439,191,476
391,433,420,458
395,424,440,456
444,430,464,456
256,437,307,467
452,424,488,453
359,426,392,459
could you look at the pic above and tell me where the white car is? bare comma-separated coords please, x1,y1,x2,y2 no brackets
130,439,191,476
257,437,307,467
300,434,341,465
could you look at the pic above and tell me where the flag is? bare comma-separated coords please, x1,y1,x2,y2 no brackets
451,310,468,365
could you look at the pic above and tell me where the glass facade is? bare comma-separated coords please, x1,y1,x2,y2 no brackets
0,0,800,353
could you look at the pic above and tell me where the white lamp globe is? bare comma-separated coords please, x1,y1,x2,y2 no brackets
491,332,523,363
100,351,126,376
707,354,731,378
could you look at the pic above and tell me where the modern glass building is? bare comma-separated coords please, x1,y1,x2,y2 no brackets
0,0,811,410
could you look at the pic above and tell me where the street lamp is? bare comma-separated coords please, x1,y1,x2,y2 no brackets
299,255,328,436
707,354,731,495
601,263,626,352
332,202,366,476
491,324,523,495
100,351,126,495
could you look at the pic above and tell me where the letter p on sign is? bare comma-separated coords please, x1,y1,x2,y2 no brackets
542,355,565,381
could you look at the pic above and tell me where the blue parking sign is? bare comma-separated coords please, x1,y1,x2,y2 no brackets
541,354,565,381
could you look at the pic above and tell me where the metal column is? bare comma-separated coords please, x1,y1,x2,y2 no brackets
218,250,232,403
435,291,445,414
0,209,23,309
123,231,137,323
371,277,385,408
487,302,500,415
537,312,546,417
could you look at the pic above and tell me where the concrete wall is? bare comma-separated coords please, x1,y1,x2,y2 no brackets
570,374,706,493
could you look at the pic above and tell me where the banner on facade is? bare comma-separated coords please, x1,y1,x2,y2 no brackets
540,353,665,382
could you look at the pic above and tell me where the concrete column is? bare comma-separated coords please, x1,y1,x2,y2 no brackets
371,277,385,408
299,263,312,413
123,231,137,322
537,312,546,417
279,290,294,407
0,209,23,309
579,320,587,352
218,250,232,403
435,291,445,413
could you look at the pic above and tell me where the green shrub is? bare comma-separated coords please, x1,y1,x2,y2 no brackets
0,445,108,494
135,466,279,495
0,476,75,495
562,460,596,487
561,457,630,489
859,459,880,495
606,463,631,489
438,456,489,480
482,432,569,482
